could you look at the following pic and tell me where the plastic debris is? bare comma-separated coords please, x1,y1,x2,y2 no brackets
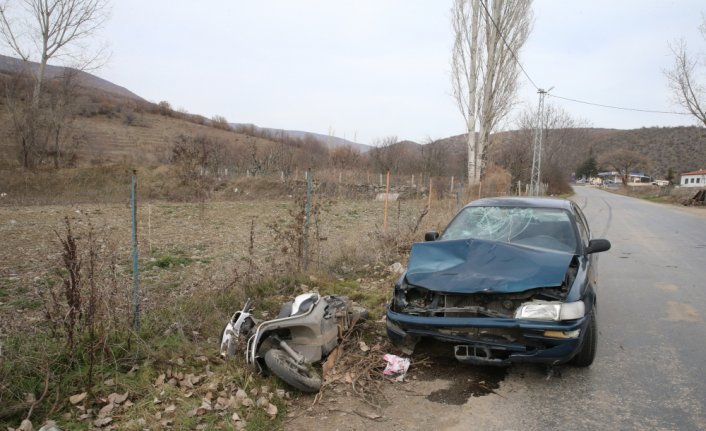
383,353,410,380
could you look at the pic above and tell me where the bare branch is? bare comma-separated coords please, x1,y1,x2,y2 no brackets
666,26,706,127
0,0,110,108
451,0,533,184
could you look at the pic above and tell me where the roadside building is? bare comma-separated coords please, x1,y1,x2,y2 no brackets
627,172,652,184
597,171,621,184
596,171,652,185
680,169,706,187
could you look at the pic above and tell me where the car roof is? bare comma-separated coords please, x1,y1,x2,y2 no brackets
465,197,573,211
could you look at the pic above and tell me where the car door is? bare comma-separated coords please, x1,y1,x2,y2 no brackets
571,203,597,289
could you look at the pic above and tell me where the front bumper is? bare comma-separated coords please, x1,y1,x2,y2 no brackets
386,307,590,365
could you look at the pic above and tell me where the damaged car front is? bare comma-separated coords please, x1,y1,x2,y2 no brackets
386,198,611,367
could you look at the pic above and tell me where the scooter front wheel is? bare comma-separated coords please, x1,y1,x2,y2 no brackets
264,349,322,393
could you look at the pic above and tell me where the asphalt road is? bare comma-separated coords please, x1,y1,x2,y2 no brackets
290,186,706,431
449,186,706,430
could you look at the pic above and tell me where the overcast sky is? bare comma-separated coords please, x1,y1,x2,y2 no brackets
95,1,704,144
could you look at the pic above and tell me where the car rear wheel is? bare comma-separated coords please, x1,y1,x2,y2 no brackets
571,311,596,367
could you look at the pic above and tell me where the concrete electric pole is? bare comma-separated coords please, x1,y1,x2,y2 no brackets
530,87,552,196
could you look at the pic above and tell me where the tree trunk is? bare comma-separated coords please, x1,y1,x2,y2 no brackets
466,2,480,185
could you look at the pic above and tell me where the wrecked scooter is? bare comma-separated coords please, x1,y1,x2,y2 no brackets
220,293,367,393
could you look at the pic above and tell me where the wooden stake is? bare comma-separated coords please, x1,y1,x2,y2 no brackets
148,203,152,255
428,178,433,209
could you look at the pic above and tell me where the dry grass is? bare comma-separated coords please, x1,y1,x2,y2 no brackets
0,110,274,166
0,195,460,337
0,180,468,429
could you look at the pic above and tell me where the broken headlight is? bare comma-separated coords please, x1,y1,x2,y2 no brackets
394,279,432,310
514,300,585,321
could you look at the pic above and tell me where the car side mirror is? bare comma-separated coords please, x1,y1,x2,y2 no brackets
586,238,611,254
424,231,439,241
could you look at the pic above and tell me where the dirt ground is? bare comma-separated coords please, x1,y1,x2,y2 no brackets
283,338,518,431
0,197,450,332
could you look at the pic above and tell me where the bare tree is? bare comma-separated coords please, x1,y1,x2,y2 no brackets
0,0,109,108
0,0,109,168
451,0,532,184
45,68,80,167
368,136,399,174
330,144,361,170
492,103,590,194
598,149,650,187
666,15,706,127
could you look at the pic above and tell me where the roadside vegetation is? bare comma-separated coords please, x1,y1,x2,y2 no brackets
0,175,470,429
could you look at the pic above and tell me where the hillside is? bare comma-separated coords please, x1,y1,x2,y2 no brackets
232,123,371,153
0,105,336,172
0,53,702,179
426,127,706,179
581,127,706,177
0,54,143,100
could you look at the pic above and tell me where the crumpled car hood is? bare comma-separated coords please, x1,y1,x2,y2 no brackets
405,239,573,293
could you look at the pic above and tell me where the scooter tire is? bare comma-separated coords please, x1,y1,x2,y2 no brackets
264,349,322,393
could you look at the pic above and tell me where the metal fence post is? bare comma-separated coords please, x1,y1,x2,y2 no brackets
131,171,140,332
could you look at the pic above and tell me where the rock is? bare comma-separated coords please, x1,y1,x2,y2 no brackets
256,396,269,408
235,389,247,400
266,403,278,417
388,262,405,275
98,403,114,418
200,398,213,411
214,397,229,410
17,419,33,431
38,420,61,431
107,392,128,404
69,392,87,405
93,417,112,427
155,373,165,386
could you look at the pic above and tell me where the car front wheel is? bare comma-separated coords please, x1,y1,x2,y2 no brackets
571,311,596,367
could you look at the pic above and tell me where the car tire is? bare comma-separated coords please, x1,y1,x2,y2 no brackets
571,311,596,367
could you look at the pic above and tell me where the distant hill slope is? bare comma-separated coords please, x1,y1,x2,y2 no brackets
425,127,706,179
0,110,273,165
0,54,143,100
581,126,706,177
232,123,371,153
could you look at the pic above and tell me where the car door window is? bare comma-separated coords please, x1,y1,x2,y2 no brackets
572,204,590,246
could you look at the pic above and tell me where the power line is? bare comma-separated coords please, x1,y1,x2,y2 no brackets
547,93,692,116
475,1,692,117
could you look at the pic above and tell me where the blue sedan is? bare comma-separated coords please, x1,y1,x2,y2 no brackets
386,197,611,367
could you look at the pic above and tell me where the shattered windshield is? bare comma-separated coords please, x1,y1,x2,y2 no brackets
440,206,577,253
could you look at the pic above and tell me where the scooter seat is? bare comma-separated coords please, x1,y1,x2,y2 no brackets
277,301,293,319
290,293,320,316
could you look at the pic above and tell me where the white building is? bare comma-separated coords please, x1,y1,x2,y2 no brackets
680,169,706,187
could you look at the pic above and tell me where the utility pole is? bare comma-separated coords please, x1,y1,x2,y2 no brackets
530,87,551,196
